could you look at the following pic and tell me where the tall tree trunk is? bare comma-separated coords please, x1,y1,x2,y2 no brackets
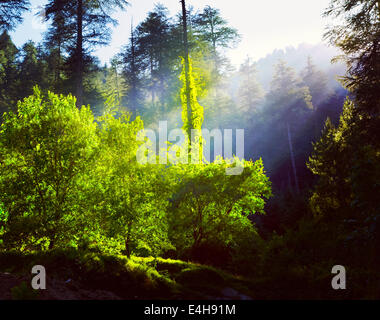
150,55,155,108
130,21,137,114
113,64,120,104
210,20,219,104
75,0,83,108
210,22,218,75
54,41,61,92
181,0,192,150
287,123,300,194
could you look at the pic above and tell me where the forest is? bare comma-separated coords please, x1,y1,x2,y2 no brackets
0,0,379,300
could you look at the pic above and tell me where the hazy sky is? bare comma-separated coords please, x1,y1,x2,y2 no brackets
10,0,333,67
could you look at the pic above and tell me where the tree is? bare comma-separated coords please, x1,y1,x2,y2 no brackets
100,58,125,115
117,2,215,122
43,5,73,93
0,0,30,31
180,0,192,150
308,98,380,264
0,31,19,113
324,0,380,115
180,56,205,160
303,1,380,277
135,4,173,113
95,111,171,257
17,41,45,99
168,158,271,263
0,87,99,249
253,60,313,192
44,0,129,107
237,57,264,113
121,24,145,115
193,5,240,76
301,56,328,107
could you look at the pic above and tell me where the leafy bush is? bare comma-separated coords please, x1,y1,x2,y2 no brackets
0,87,99,249
167,157,271,266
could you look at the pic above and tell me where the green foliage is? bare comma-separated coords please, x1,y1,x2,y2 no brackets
306,97,380,296
0,205,7,246
167,158,272,265
307,98,376,220
0,87,273,264
324,0,380,114
193,6,240,51
180,56,204,141
192,5,240,80
100,59,126,115
0,31,19,113
0,0,379,300
0,87,99,249
94,110,172,257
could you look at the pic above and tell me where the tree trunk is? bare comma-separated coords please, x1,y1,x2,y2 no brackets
125,238,130,258
75,0,83,108
180,0,192,150
114,64,120,104
210,22,218,75
48,238,55,250
55,41,61,85
130,22,137,113
124,221,132,258
287,122,300,194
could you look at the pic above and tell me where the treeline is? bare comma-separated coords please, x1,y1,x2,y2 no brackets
256,0,380,298
0,3,239,117
0,2,347,191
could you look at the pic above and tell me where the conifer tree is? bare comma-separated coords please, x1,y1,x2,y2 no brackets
0,0,30,31
44,0,129,107
324,0,380,114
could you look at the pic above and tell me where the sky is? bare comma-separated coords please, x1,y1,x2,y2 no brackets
10,0,333,67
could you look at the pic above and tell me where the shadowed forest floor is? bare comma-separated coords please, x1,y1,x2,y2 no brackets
0,249,357,300
0,250,256,300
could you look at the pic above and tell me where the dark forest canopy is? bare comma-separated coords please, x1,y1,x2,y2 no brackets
0,0,379,300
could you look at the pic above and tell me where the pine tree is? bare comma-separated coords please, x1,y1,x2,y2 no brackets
192,5,240,77
0,31,18,113
0,0,30,31
264,60,313,192
17,42,44,99
121,23,146,115
44,0,129,107
237,57,264,113
324,0,380,115
135,4,173,113
43,6,73,93
301,56,329,107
